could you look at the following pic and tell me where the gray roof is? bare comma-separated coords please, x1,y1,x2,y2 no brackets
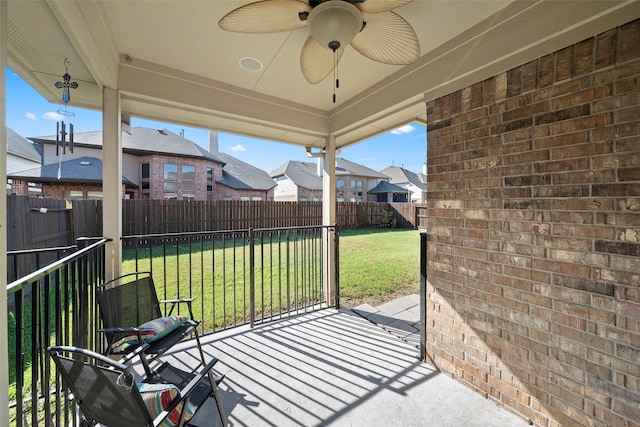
270,161,323,190
31,127,226,165
270,157,388,189
8,156,136,187
368,181,409,194
335,158,389,179
7,127,41,162
381,166,427,190
216,152,276,191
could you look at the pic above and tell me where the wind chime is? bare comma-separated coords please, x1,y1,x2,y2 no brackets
54,58,78,179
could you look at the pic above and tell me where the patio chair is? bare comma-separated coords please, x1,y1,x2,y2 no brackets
48,345,227,427
96,271,207,377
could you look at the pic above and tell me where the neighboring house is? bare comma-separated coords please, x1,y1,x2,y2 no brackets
270,158,390,202
367,180,412,203
6,127,41,193
9,127,273,201
381,165,427,203
215,152,275,201
9,156,136,200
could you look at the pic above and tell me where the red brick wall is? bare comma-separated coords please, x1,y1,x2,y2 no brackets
425,20,640,427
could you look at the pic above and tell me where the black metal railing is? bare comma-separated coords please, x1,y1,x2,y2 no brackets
7,237,109,427
6,225,339,426
7,245,78,283
121,225,340,335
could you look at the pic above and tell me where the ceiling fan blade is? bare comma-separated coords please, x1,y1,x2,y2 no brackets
356,0,413,14
219,0,311,33
351,11,419,65
300,35,344,84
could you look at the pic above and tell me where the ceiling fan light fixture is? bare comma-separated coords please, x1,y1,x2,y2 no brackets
307,0,362,51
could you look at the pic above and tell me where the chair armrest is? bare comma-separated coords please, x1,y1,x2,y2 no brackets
176,357,219,399
159,298,195,304
159,298,195,317
98,327,140,334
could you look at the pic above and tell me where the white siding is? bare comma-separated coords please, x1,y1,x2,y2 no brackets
7,155,40,174
122,153,139,183
273,177,298,198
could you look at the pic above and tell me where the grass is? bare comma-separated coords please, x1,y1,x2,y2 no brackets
338,228,422,307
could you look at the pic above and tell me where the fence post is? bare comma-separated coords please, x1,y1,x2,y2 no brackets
420,231,427,361
249,227,255,328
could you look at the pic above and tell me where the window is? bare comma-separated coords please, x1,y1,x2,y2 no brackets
182,182,196,192
240,197,250,201
164,163,178,180
206,168,213,182
252,197,262,201
87,191,103,200
182,165,195,181
183,194,195,201
164,182,177,191
224,196,233,201
65,190,83,200
337,179,345,189
141,182,150,190
141,163,150,179
164,193,177,200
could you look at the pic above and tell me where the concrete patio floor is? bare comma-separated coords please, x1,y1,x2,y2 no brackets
163,308,528,427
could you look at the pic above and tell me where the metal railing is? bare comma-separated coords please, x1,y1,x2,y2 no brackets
6,225,339,426
121,225,340,335
7,237,109,427
7,245,78,283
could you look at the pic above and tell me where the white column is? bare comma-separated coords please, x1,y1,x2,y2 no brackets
0,1,9,424
102,87,122,279
322,135,337,305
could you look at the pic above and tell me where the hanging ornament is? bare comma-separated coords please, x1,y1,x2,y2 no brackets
54,58,78,179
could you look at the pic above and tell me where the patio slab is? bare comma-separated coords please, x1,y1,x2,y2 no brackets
163,309,528,427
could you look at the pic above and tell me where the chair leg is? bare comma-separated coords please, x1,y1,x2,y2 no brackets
207,370,227,427
193,328,207,369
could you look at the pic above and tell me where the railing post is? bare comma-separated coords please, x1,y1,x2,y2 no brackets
420,232,427,361
334,225,340,309
249,227,255,328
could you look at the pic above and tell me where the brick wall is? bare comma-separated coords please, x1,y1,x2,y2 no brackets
425,19,640,427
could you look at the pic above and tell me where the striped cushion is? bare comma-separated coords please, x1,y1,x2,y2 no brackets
111,315,189,353
137,383,196,427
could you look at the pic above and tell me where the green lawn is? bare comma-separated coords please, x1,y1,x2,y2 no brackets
338,228,422,307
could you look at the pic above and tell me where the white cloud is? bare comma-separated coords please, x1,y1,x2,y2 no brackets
230,144,246,152
24,112,37,120
43,111,63,121
391,124,415,135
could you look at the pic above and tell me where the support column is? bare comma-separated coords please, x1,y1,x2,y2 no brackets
102,87,122,280
0,1,9,423
322,135,337,305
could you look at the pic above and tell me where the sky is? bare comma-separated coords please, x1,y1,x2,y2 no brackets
6,67,427,174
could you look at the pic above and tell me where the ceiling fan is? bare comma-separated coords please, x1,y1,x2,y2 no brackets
218,0,420,84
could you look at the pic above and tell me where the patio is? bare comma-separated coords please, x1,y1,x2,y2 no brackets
165,308,528,427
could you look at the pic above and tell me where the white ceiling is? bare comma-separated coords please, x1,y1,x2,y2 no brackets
6,0,640,150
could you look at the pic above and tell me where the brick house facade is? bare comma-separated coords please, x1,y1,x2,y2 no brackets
425,19,640,427
10,128,274,201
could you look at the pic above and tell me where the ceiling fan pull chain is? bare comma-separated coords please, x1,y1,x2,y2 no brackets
333,49,338,103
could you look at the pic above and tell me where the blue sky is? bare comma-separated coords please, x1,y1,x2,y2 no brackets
6,67,426,174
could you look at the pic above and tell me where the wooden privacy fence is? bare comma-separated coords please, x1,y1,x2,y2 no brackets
6,196,427,279
122,200,427,235
6,195,103,280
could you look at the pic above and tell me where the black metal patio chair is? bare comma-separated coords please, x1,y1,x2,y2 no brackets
96,271,207,376
48,345,227,427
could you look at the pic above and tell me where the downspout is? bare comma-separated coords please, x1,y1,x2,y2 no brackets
322,137,337,305
0,2,9,423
